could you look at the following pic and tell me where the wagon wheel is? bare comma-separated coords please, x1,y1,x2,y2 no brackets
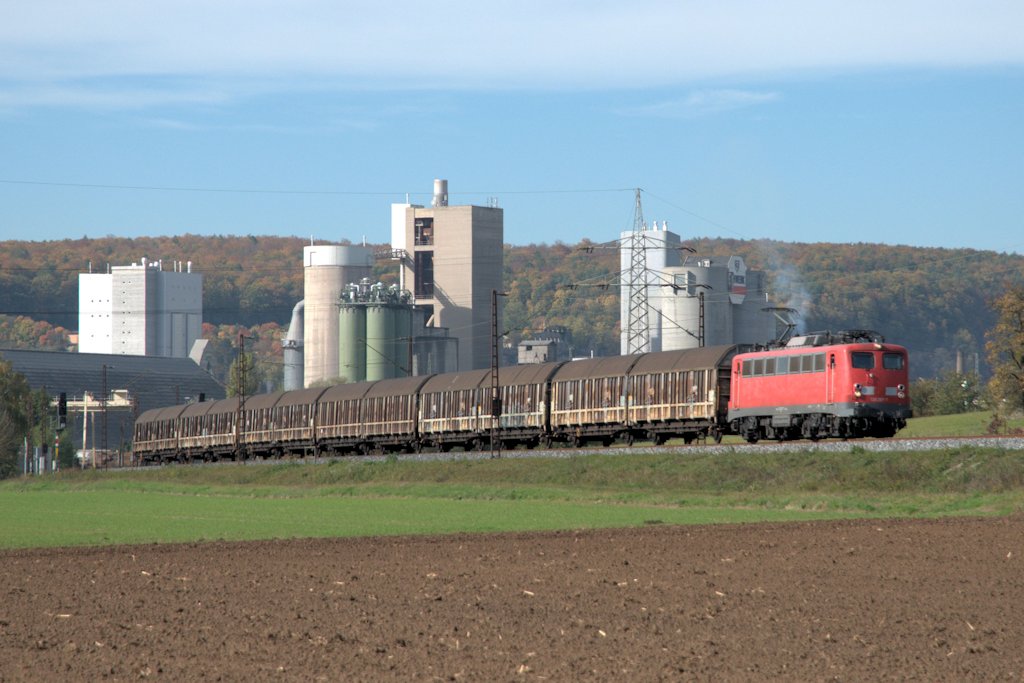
543,435,554,450
624,432,635,447
571,434,584,448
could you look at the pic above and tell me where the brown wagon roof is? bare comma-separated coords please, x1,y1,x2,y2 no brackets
628,345,737,374
550,354,642,382
276,386,330,407
137,404,188,424
364,375,433,398
420,369,491,393
498,361,567,387
180,399,222,418
319,382,375,402
243,391,285,410
203,396,242,416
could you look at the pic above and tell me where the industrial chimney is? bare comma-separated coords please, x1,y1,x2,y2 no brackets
432,178,448,207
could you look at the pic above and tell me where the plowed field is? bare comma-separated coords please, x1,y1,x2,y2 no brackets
2,516,1022,680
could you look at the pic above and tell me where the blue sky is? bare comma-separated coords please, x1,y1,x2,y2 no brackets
1,1,1022,253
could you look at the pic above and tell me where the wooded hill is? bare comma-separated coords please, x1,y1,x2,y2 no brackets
2,234,1022,382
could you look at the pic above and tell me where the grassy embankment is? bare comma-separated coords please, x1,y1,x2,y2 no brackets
2,417,1023,549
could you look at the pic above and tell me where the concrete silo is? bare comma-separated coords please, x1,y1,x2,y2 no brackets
303,245,373,387
660,262,732,350
659,255,778,350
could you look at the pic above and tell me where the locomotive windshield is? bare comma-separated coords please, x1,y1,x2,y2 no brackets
883,353,905,370
851,352,875,370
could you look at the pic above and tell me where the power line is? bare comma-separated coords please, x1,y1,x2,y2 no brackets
0,178,634,198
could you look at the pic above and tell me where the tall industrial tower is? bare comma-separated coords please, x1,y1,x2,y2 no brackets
397,179,503,371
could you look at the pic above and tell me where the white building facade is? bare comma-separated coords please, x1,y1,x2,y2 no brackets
78,259,202,358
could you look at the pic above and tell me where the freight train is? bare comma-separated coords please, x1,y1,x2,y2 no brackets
133,330,911,462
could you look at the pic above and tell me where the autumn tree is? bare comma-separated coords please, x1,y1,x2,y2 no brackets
985,287,1024,413
227,351,262,398
0,361,30,476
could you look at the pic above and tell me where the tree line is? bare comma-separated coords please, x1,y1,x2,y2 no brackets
2,234,1024,385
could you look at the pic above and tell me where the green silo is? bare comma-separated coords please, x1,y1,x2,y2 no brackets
338,304,367,383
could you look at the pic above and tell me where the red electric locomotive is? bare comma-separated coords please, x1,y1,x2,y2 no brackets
727,330,911,442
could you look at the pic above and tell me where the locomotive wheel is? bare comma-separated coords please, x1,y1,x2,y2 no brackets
712,429,723,444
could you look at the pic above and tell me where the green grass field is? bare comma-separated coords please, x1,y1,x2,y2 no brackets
2,439,1023,549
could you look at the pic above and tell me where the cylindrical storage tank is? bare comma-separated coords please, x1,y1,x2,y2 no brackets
338,304,367,384
365,304,397,381
660,265,731,350
303,245,373,387
393,305,413,378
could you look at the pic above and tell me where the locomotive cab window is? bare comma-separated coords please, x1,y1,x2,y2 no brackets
851,352,875,370
883,353,905,370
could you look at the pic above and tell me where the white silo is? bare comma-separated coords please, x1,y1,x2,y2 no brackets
303,244,373,387
660,262,732,350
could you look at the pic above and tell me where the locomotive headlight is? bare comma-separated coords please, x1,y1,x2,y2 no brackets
897,383,906,399
853,383,863,398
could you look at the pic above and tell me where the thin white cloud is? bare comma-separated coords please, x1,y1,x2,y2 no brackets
621,90,780,118
0,83,229,110
1,0,1022,108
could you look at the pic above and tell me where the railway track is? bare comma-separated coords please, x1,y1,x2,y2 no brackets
133,434,1024,468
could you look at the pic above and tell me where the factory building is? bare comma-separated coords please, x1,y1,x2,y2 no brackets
517,326,573,365
619,222,682,354
395,179,503,372
660,256,779,350
302,244,374,387
78,258,202,358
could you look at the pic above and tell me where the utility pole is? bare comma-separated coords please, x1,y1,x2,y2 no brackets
490,289,507,458
234,331,247,460
625,188,651,355
101,364,110,468
698,290,705,348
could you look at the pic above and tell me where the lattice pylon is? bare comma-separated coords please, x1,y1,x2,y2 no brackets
625,188,651,355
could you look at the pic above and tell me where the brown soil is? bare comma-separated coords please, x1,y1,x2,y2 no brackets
2,516,1022,681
